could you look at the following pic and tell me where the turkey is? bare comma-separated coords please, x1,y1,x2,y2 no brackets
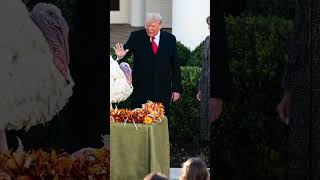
110,55,133,106
0,1,74,152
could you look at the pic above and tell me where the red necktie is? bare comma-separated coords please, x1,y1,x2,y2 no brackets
151,37,158,54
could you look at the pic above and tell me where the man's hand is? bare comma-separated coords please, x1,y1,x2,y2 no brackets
277,93,290,125
196,91,201,101
113,43,129,59
209,98,223,123
171,92,181,102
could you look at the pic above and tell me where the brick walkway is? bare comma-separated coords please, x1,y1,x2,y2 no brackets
110,24,172,48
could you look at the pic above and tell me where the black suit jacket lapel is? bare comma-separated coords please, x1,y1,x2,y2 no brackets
157,30,165,56
143,30,153,55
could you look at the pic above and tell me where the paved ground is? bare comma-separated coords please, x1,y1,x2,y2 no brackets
170,168,181,180
170,168,210,179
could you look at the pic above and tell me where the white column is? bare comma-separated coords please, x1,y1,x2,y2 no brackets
129,0,145,27
146,0,172,28
172,0,210,50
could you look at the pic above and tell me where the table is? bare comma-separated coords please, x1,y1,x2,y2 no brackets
110,117,170,180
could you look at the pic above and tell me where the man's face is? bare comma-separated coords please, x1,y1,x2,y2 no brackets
145,20,161,37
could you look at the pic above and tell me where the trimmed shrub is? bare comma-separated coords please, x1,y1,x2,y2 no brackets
187,40,205,67
168,66,202,140
176,41,192,66
211,15,293,179
224,0,295,19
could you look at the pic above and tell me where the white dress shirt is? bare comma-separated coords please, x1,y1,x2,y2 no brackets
150,30,160,46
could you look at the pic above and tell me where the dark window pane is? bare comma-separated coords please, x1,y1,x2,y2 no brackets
110,0,119,11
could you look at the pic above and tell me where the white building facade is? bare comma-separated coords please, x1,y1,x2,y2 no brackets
110,0,210,50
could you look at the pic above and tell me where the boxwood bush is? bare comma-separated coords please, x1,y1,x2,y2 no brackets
176,41,192,66
210,15,292,179
168,66,201,140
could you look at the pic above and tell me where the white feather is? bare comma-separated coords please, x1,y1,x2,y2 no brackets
110,55,133,103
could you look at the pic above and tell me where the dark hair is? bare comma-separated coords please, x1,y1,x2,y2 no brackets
144,173,168,180
206,16,210,25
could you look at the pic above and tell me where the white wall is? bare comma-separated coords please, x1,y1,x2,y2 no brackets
110,0,129,24
128,0,145,27
172,0,210,50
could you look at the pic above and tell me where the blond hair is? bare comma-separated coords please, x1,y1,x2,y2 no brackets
179,158,209,180
146,12,163,24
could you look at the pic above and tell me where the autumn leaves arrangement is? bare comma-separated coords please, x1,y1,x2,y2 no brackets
0,148,109,179
110,101,165,125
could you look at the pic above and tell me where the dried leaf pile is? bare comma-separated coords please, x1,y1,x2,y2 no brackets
110,101,165,124
0,148,109,180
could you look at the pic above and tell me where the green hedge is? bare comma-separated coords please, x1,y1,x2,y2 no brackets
168,66,201,140
187,40,205,67
224,0,295,19
210,16,292,179
176,41,191,66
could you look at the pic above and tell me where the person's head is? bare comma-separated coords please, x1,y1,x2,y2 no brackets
145,12,162,37
144,172,168,180
179,158,209,180
206,16,210,30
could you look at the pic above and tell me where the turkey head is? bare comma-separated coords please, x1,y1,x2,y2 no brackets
30,3,70,81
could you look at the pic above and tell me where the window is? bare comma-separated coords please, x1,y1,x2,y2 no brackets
110,0,120,11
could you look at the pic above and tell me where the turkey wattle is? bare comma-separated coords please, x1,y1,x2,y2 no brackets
0,1,74,152
110,55,133,105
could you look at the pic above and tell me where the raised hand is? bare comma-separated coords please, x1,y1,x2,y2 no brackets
113,43,129,59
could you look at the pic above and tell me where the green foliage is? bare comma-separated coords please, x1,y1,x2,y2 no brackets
187,40,205,67
176,40,204,67
224,0,295,19
110,48,116,59
210,15,293,178
176,41,191,66
168,66,202,140
243,0,294,18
